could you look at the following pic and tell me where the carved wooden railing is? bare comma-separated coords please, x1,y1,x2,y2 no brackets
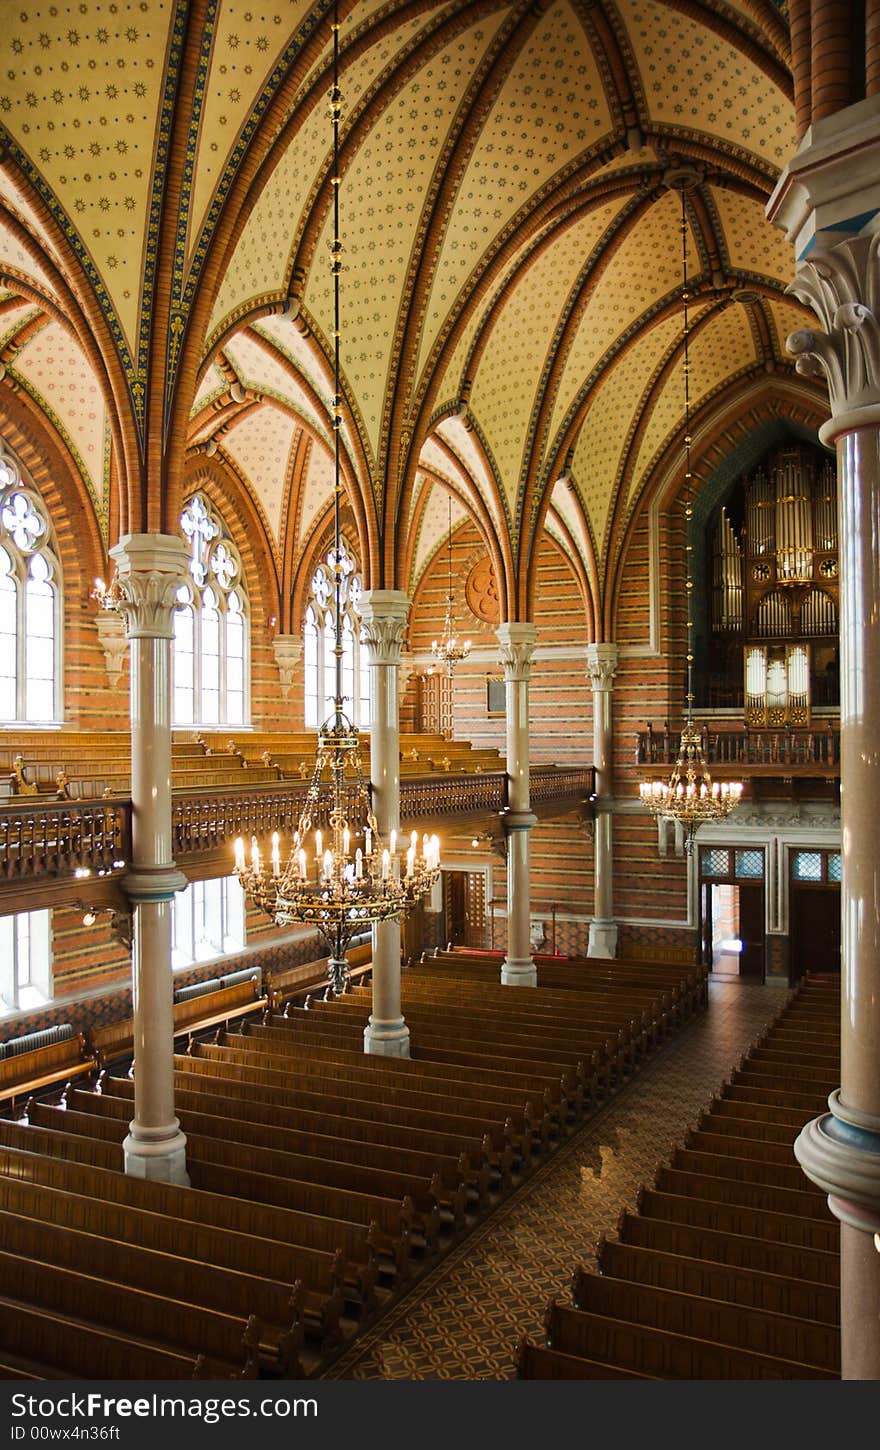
0,798,130,881
530,765,595,803
636,723,840,772
0,766,595,885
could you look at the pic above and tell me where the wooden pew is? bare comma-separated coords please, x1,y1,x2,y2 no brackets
0,1298,218,1380
182,1043,529,1173
516,1336,656,1379
634,1186,839,1254
237,1024,561,1142
0,1143,349,1345
617,1209,839,1285
0,1246,261,1377
589,1238,839,1326
30,1097,424,1270
224,1026,555,1148
0,1032,96,1105
95,1072,472,1221
547,1290,836,1377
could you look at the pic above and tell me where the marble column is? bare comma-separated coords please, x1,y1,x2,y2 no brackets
586,642,619,958
768,97,880,1378
496,623,538,987
107,533,189,1185
359,590,410,1056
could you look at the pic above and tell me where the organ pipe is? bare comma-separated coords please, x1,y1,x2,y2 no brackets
711,508,742,632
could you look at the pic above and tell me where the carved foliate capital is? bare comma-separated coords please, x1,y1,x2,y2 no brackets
785,231,880,426
398,650,418,698
359,589,411,667
585,642,619,691
95,610,127,688
272,636,302,701
106,534,190,641
496,622,537,682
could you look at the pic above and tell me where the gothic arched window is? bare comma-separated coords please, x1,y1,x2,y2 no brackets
304,541,370,728
173,494,249,726
0,452,61,724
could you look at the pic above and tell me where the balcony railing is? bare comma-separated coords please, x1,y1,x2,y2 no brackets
636,722,840,772
0,766,595,887
0,798,130,883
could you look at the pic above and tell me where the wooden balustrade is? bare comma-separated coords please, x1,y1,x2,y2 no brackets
0,767,593,887
636,723,840,774
0,799,129,883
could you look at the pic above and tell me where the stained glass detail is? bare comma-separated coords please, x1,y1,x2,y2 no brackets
174,495,248,726
304,539,370,729
792,851,822,881
735,849,764,879
700,848,730,877
0,455,60,723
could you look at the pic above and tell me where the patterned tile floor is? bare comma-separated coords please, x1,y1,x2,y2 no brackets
324,979,788,1381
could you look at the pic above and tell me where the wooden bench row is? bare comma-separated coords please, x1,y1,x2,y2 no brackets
0,950,695,1379
518,972,841,1379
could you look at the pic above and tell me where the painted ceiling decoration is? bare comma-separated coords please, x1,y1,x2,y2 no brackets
0,0,827,624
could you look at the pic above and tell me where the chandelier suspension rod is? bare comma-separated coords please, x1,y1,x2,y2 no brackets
331,0,343,724
447,490,453,603
680,187,695,732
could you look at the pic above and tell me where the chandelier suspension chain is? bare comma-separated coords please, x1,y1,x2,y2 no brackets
638,173,742,855
232,0,441,993
681,189,695,726
331,2,344,719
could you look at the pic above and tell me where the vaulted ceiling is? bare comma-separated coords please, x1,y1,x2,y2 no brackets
0,0,826,628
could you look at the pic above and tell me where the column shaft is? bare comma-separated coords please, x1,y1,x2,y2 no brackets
360,590,410,1056
109,533,189,1185
497,623,537,987
837,426,880,1108
586,644,619,958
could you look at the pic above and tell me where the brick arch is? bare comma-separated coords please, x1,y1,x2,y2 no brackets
608,376,830,641
184,456,282,626
182,459,288,732
0,387,124,728
290,503,366,637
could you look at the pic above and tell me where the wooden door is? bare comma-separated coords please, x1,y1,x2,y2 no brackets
738,880,765,979
791,885,841,979
443,870,487,948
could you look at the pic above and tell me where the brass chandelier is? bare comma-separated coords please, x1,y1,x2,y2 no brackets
639,178,743,854
234,2,440,994
431,492,472,676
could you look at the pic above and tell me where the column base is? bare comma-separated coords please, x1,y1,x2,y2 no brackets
501,956,537,987
588,920,618,958
794,1090,880,1230
364,1018,411,1058
123,1123,189,1185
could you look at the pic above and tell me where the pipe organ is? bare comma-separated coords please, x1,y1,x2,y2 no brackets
706,445,839,725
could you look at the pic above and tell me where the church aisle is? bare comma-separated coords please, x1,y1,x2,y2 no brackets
324,980,789,1380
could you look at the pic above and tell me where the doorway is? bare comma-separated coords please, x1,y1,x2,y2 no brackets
789,849,842,981
699,846,766,980
443,870,487,948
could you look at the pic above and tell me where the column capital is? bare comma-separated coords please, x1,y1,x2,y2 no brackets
107,533,190,640
496,621,537,681
585,642,619,690
766,97,880,436
359,589,410,666
784,231,880,436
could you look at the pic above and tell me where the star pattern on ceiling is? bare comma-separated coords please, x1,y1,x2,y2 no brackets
0,0,828,629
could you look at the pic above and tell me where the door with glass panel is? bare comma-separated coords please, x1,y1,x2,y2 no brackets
699,846,765,980
790,849,841,981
